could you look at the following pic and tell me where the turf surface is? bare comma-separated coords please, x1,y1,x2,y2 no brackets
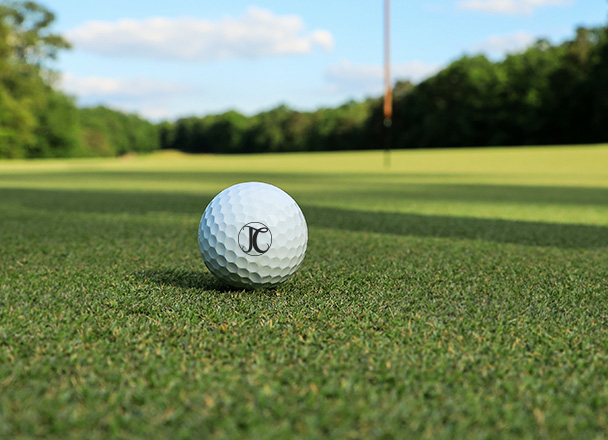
1,146,608,439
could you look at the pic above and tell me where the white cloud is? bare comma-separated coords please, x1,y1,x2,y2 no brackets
65,7,334,61
325,59,441,94
58,73,198,120
472,30,536,56
457,0,572,15
60,73,193,98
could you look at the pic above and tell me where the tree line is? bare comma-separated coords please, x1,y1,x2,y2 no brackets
161,26,608,153
1,1,607,159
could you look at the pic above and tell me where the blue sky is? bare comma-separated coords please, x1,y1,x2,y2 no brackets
43,0,607,120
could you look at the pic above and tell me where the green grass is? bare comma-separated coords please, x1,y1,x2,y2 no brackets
1,146,607,439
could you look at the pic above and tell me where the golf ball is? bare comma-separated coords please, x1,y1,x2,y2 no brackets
198,182,308,289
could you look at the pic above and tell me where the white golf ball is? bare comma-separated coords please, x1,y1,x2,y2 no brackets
198,182,308,289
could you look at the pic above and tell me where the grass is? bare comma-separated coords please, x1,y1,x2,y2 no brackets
1,145,607,439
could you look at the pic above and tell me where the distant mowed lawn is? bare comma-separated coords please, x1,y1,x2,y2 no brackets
1,145,607,439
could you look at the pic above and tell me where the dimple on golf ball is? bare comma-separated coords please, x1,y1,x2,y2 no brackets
198,182,308,289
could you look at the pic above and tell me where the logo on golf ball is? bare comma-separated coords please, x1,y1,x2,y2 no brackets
238,222,272,256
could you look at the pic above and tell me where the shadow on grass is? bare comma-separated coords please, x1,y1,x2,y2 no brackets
2,187,607,249
137,268,221,290
136,268,279,295
304,206,608,249
3,171,608,206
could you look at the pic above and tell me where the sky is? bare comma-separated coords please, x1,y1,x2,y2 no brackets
40,0,608,121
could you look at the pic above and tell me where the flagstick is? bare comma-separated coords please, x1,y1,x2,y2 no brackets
383,0,392,169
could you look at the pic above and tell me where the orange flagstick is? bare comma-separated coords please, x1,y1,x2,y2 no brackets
383,0,392,168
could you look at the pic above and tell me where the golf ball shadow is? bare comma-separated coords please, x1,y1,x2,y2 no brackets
136,268,263,293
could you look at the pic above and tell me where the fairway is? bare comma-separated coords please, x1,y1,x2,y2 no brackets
1,145,608,439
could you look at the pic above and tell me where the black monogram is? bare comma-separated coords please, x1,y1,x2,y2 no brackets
238,222,272,256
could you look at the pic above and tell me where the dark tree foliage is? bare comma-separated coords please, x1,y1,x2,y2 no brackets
389,27,608,149
543,27,608,145
588,28,608,141
163,101,376,154
78,106,159,156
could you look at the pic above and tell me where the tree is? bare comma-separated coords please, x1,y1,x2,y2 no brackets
0,84,35,157
0,1,79,158
244,106,291,153
391,55,503,148
587,27,608,142
78,106,160,156
0,1,69,66
544,27,608,144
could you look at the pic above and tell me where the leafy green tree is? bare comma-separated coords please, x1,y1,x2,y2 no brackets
169,117,205,153
0,0,79,158
0,1,69,65
201,111,249,153
31,89,82,157
544,27,608,144
282,110,314,151
392,55,503,148
587,27,608,141
78,106,160,156
496,40,564,145
244,106,291,153
0,84,35,157
158,121,175,150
